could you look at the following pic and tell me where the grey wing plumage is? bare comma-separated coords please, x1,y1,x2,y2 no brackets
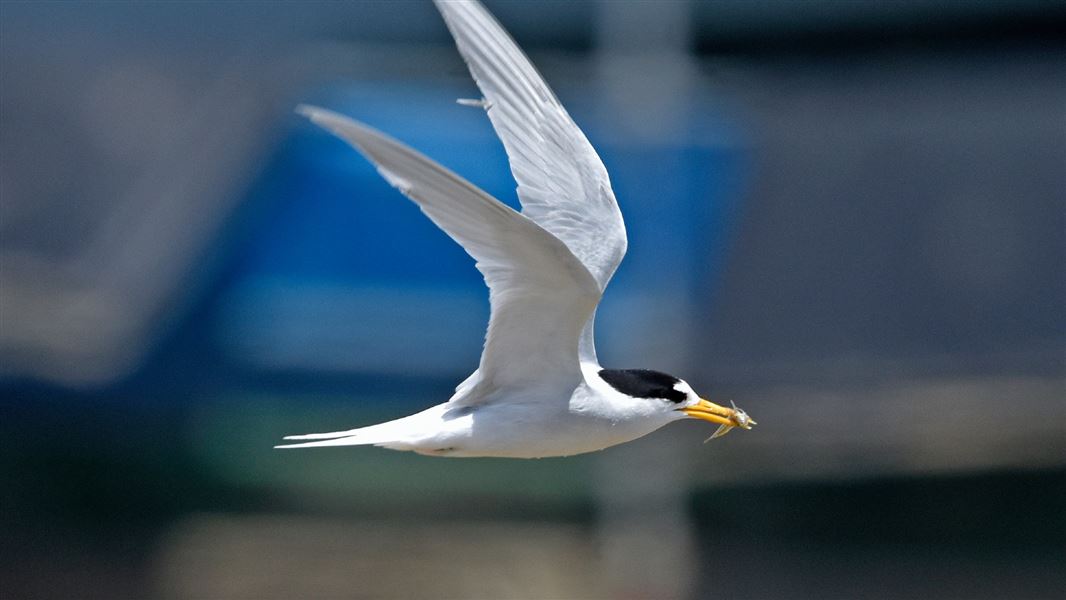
298,106,601,400
434,0,628,292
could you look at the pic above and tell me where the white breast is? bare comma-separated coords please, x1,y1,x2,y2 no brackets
397,371,681,458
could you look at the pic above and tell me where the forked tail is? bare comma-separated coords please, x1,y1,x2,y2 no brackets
274,420,404,449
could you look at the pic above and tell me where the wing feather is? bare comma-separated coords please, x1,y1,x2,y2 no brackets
299,106,600,399
434,0,628,293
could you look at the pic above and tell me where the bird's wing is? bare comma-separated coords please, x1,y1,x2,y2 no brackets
435,0,627,293
300,106,601,401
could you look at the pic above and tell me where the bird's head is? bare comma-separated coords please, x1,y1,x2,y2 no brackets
598,368,756,440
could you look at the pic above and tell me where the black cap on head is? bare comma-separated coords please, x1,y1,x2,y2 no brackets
598,369,687,403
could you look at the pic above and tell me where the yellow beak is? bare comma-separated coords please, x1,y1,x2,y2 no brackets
681,398,757,440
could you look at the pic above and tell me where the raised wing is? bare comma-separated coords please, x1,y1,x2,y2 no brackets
299,106,601,399
434,0,627,292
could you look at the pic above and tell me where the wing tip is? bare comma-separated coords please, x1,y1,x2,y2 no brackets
294,104,387,145
295,103,341,127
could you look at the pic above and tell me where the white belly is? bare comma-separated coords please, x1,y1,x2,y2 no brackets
390,383,680,458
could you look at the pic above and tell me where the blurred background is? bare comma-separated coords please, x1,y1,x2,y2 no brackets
2,1,1064,598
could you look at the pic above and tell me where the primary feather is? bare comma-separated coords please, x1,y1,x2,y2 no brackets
434,0,627,365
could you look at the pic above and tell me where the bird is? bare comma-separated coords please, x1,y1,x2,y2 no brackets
275,0,755,458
